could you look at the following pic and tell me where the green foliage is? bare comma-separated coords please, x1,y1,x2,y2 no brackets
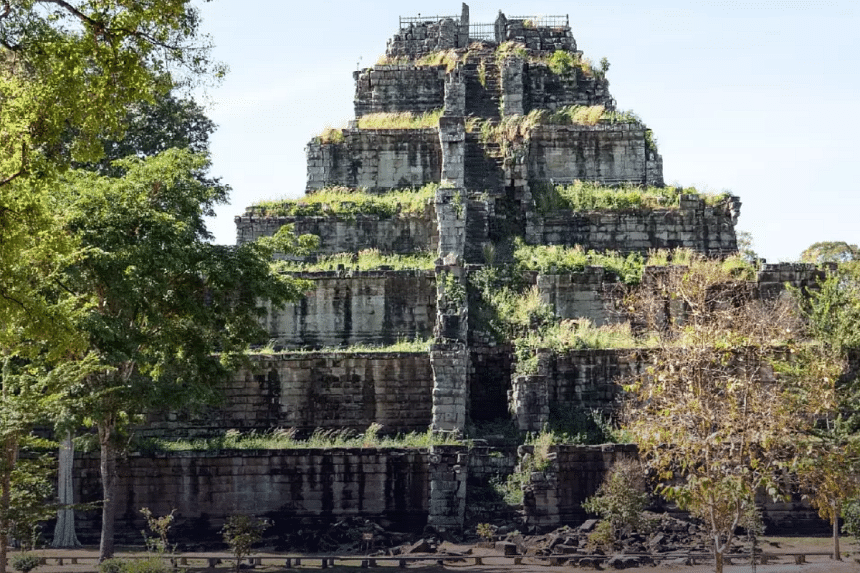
255,337,433,355
221,515,269,573
599,57,611,75
10,553,41,573
440,271,467,308
843,496,860,543
98,557,168,573
99,559,126,573
582,459,650,542
357,110,443,130
586,520,615,552
800,241,860,264
513,242,644,285
414,49,462,72
547,50,576,75
537,50,595,78
134,426,461,452
533,181,728,213
796,261,860,354
318,127,344,144
275,249,435,273
477,60,487,88
140,508,175,555
476,523,495,541
514,320,641,375
495,41,528,64
253,184,437,219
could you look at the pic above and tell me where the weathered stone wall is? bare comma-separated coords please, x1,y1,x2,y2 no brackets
386,17,467,58
756,262,829,298
235,209,438,256
354,66,446,117
147,352,434,434
522,444,638,529
496,17,576,53
306,130,441,192
524,64,614,111
73,449,430,545
427,445,469,529
525,196,739,256
521,444,824,534
527,124,660,186
533,269,622,325
511,349,642,431
263,271,436,349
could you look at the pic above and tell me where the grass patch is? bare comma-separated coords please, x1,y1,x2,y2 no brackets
495,41,528,65
532,181,731,213
252,337,433,355
276,249,435,272
514,319,642,375
133,425,461,452
252,184,437,218
356,110,442,130
377,50,462,72
318,126,344,144
645,248,757,281
514,242,644,285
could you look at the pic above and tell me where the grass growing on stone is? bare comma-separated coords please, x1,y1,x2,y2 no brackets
251,337,433,355
532,180,731,213
513,319,643,375
275,249,435,272
356,109,443,130
252,184,437,218
472,106,644,149
514,242,645,285
133,424,461,452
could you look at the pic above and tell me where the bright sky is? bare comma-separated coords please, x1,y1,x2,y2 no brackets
194,1,859,262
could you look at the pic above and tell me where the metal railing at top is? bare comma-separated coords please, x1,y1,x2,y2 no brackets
469,23,495,41
399,14,459,28
508,14,569,28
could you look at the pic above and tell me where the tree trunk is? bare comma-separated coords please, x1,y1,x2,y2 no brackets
832,501,842,560
52,432,81,548
98,422,117,562
0,436,18,573
714,550,723,573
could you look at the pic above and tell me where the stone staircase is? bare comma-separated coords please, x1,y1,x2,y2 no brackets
463,49,501,118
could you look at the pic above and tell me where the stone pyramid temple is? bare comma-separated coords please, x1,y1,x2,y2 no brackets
72,4,827,545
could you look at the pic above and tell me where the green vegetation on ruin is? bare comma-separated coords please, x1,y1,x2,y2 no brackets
469,107,646,154
514,242,645,285
532,180,731,213
252,184,437,218
356,109,443,130
274,249,435,273
471,248,759,374
253,337,433,355
317,110,443,143
131,424,461,453
513,319,643,375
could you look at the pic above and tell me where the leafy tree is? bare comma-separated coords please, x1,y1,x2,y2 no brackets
791,261,860,559
221,515,269,573
621,260,835,573
582,458,650,546
0,358,94,572
57,149,314,560
0,1,231,562
800,241,860,264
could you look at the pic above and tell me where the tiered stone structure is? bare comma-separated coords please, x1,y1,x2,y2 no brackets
70,5,830,545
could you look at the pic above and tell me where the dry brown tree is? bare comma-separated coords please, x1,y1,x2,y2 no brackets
620,259,838,573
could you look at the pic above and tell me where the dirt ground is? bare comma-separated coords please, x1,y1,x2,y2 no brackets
19,536,860,573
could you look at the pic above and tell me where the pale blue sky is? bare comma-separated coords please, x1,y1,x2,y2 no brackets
195,1,859,262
